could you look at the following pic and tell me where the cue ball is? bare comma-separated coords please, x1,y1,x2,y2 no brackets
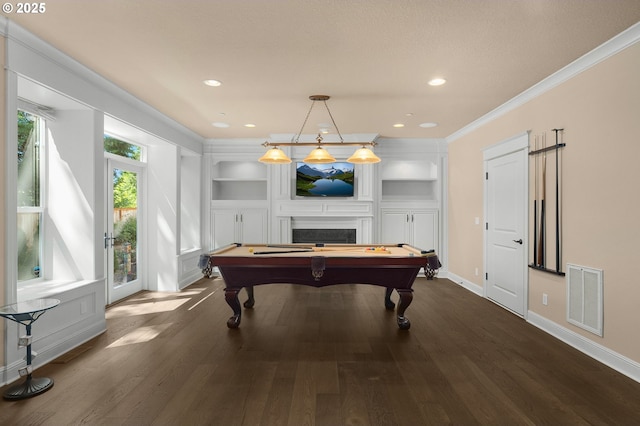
409,253,414,256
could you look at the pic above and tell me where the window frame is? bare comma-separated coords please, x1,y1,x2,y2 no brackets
16,108,46,285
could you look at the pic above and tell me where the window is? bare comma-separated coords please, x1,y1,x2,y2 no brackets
17,110,44,282
104,135,141,160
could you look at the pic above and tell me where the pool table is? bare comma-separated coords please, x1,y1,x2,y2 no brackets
201,243,441,330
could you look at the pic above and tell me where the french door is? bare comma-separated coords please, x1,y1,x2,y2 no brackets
106,158,144,304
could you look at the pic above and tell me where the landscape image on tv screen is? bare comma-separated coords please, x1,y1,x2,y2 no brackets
296,162,355,197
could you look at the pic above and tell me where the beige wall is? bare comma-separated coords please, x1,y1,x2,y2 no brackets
449,42,640,362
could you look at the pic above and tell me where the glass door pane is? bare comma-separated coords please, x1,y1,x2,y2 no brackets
113,168,138,285
107,159,143,304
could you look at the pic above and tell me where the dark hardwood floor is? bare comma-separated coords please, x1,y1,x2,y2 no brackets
2,276,640,425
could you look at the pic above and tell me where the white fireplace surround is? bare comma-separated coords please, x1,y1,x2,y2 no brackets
292,216,358,230
273,200,375,244
288,216,372,244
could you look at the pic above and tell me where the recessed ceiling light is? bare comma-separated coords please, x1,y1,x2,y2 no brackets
393,123,405,128
428,78,446,86
419,122,438,128
204,79,222,87
212,122,230,128
244,124,256,128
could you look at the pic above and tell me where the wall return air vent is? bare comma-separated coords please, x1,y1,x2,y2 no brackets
566,263,603,336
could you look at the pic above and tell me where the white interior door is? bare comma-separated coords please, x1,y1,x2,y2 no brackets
484,134,528,316
106,158,144,304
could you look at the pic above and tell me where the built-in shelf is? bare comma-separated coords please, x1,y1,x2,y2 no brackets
212,178,267,181
380,160,437,180
381,180,437,201
378,159,438,202
211,161,268,201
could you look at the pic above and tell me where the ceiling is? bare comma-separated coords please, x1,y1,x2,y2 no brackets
5,1,640,140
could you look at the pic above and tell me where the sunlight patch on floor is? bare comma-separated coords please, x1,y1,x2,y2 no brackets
106,323,173,348
106,298,190,318
124,288,206,303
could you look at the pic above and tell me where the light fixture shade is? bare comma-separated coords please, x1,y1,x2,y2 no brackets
347,147,381,164
258,147,292,164
303,147,336,164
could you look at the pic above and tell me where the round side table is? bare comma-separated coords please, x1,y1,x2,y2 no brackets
0,298,60,400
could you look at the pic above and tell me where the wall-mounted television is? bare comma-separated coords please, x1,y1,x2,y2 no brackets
296,162,355,197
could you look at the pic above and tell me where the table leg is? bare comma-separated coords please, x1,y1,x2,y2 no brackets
384,288,395,310
395,289,413,330
3,377,54,400
244,286,255,308
224,288,242,328
3,323,54,400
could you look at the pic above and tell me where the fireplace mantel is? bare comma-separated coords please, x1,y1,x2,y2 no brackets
274,200,373,217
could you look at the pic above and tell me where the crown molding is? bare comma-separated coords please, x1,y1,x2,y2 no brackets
3,19,205,154
447,22,640,144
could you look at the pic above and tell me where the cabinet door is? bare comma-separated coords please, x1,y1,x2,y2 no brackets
411,210,438,252
380,210,410,244
238,209,268,244
211,209,238,249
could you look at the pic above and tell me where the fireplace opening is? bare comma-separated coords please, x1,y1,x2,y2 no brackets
292,228,356,244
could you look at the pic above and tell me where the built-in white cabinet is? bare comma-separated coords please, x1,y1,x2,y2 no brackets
380,209,438,252
211,208,268,248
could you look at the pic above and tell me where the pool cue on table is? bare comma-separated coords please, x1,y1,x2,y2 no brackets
266,244,314,250
253,249,314,255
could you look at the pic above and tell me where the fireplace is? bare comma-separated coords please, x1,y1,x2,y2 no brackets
292,228,356,244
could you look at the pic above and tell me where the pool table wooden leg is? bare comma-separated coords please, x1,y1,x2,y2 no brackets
384,288,395,310
224,288,242,328
244,286,255,308
395,288,413,330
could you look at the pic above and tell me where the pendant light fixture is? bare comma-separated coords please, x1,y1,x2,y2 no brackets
258,146,292,164
259,95,380,164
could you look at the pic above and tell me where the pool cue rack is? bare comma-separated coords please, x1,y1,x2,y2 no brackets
529,128,566,276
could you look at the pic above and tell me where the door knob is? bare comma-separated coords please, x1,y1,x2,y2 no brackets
513,239,523,245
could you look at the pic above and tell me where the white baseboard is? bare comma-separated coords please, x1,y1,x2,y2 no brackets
444,271,484,297
527,311,640,384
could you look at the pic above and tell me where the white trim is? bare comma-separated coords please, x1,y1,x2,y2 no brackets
482,131,530,160
0,16,7,36
448,22,640,144
528,311,640,384
445,272,483,297
5,71,19,303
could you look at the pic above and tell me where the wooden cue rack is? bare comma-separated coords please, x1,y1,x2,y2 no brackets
529,128,566,276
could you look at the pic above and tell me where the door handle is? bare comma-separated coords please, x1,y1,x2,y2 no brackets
513,239,523,245
104,232,115,248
